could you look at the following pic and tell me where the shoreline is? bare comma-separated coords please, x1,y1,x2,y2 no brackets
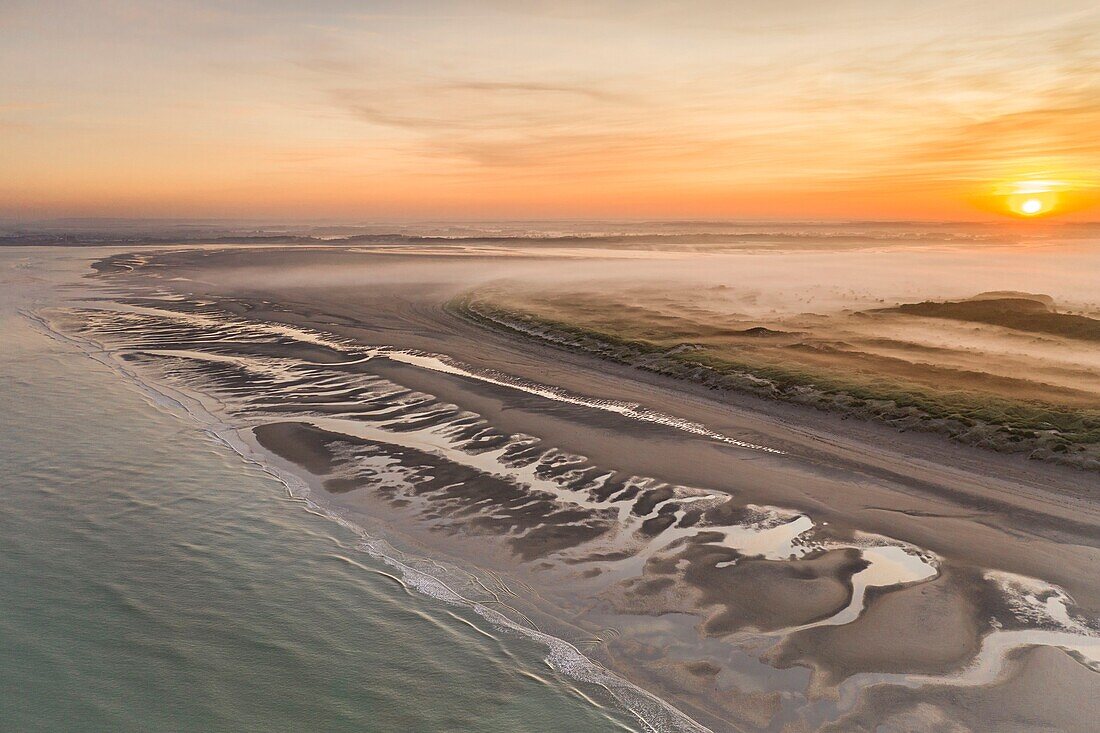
25,307,714,733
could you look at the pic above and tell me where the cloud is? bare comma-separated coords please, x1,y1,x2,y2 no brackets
440,81,635,104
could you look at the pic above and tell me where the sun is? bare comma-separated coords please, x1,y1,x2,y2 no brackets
993,180,1064,218
1006,190,1055,217
1020,198,1043,215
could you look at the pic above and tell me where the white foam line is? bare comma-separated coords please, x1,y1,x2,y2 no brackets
384,350,784,454
358,537,712,733
69,303,780,455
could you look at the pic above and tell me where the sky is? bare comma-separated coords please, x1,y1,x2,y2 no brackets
2,0,1100,221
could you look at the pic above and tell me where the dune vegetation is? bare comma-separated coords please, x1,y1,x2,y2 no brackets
453,287,1100,469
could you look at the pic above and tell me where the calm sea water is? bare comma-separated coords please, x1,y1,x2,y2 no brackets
0,249,634,732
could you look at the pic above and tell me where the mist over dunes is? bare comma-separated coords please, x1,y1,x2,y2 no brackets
883,295,1100,341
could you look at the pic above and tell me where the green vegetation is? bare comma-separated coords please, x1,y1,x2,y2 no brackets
884,298,1100,342
450,292,1100,466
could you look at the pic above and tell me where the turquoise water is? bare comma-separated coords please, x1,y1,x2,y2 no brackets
0,252,634,732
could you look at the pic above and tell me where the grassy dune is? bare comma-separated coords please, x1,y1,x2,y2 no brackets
452,289,1100,469
883,297,1100,342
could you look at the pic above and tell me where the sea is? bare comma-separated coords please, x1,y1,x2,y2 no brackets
0,247,638,731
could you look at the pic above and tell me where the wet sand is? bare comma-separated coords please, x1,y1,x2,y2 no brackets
823,644,1100,732
48,244,1100,732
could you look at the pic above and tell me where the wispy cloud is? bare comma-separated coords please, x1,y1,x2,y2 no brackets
441,80,636,104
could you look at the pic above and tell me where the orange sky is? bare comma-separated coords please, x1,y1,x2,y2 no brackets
2,1,1099,221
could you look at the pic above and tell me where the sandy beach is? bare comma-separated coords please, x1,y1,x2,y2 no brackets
38,241,1098,732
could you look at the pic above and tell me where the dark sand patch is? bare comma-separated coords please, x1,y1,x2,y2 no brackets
689,547,867,635
250,421,615,562
766,567,996,687
253,421,340,475
617,541,868,635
